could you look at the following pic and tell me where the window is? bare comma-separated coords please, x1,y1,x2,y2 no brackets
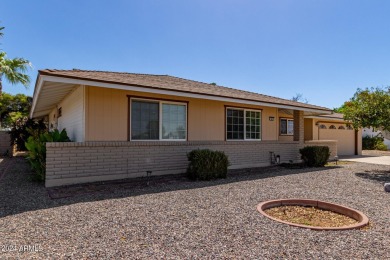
329,125,336,129
131,100,159,140
131,99,187,140
338,126,345,130
319,124,327,129
226,108,261,140
280,118,294,135
58,107,62,117
162,103,186,139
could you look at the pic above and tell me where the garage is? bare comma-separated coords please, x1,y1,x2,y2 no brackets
318,124,356,155
304,113,362,156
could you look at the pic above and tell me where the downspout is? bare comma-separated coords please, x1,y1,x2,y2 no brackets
355,130,358,155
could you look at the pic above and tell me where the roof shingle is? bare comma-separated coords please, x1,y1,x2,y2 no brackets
39,69,331,112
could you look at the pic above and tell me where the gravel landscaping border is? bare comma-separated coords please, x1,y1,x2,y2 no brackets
1,157,390,259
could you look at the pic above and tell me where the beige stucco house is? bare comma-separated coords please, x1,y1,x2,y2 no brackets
30,69,361,187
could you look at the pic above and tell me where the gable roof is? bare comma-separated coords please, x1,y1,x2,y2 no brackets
31,69,332,118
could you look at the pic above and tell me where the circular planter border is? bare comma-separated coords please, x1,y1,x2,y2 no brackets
257,199,369,231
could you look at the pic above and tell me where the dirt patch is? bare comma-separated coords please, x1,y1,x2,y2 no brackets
325,161,353,167
264,205,358,227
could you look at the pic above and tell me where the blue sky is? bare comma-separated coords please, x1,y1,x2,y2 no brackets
2,0,390,108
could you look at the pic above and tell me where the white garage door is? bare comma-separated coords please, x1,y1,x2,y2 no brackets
319,127,355,155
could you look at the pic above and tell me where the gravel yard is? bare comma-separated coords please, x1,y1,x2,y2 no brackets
1,157,390,259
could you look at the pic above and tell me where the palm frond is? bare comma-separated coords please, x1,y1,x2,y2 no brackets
0,53,32,87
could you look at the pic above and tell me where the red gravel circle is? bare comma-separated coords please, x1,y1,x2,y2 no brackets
257,199,369,231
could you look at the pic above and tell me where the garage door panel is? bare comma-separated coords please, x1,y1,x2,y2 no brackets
319,129,355,155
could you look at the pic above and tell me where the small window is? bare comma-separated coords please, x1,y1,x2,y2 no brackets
347,125,353,130
338,126,345,130
58,107,62,117
226,108,261,140
319,124,327,129
329,125,336,129
280,118,294,135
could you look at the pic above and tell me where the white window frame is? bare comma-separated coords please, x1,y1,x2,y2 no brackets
280,118,294,136
130,98,187,141
226,107,262,141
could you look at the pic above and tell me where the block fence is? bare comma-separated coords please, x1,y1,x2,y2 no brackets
46,141,306,187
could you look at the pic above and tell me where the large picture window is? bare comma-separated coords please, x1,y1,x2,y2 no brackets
131,99,187,140
226,108,261,140
280,118,294,135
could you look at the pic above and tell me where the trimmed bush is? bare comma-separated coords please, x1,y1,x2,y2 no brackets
362,136,388,151
25,129,71,181
300,146,330,167
187,149,230,180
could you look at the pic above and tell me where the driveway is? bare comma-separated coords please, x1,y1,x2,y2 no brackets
340,155,390,165
340,150,390,166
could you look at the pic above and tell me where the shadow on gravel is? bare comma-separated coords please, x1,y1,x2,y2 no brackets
355,170,390,183
0,157,342,218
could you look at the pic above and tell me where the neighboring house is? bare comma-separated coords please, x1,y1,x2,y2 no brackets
363,127,390,149
30,69,361,187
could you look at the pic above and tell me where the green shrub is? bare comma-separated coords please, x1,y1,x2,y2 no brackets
299,146,330,167
25,129,71,181
9,117,47,151
187,149,230,180
362,135,388,151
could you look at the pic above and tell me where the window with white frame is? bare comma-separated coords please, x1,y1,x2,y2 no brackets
131,99,187,140
280,118,294,135
226,108,261,140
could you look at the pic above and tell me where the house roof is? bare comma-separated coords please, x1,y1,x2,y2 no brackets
305,113,347,122
31,69,332,118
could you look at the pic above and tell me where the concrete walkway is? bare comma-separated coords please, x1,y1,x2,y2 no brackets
340,155,390,166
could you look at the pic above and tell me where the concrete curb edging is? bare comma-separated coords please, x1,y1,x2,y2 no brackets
257,199,369,231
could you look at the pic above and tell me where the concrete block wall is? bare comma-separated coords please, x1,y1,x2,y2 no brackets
0,131,12,156
304,140,338,159
46,141,302,187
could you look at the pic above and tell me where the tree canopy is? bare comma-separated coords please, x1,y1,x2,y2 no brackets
342,87,390,131
291,93,308,104
0,92,32,129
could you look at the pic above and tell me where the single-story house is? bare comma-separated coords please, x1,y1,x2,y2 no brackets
30,69,361,187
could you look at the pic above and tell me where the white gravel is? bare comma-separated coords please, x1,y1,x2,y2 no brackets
1,157,390,259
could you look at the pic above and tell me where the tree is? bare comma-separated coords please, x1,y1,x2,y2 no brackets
0,92,31,129
291,93,309,103
342,87,390,131
0,26,31,94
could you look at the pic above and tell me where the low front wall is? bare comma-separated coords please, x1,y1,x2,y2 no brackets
304,140,338,158
46,141,303,187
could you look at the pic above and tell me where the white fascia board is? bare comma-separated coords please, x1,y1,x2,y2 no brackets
30,76,44,118
32,75,332,116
